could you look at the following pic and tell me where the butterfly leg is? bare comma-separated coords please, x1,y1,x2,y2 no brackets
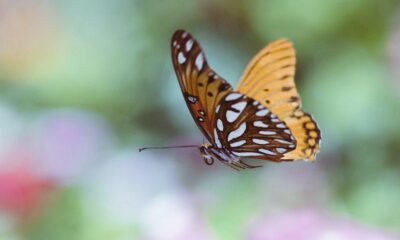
239,160,262,169
220,160,241,171
219,159,260,170
230,160,261,170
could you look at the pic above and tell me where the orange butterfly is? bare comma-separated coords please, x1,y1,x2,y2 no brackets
171,30,321,170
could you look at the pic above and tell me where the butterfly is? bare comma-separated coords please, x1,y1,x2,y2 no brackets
171,30,321,170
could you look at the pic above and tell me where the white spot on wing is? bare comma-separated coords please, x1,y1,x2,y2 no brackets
178,52,186,64
186,39,193,51
276,123,286,128
228,122,247,142
256,109,269,116
195,54,204,70
226,110,240,123
253,139,269,145
232,151,263,157
217,119,224,131
215,104,221,113
276,148,287,153
187,96,197,103
284,129,291,134
259,130,275,135
259,149,277,155
253,121,269,128
225,93,242,101
231,101,247,112
230,140,246,147
226,101,247,123
182,32,188,38
275,139,292,145
214,129,222,148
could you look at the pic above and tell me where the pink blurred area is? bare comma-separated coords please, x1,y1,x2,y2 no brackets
248,209,399,240
0,166,54,218
33,110,113,182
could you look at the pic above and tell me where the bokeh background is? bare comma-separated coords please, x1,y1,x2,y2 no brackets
1,0,400,239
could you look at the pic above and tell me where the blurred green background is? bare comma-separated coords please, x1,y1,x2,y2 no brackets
1,0,400,239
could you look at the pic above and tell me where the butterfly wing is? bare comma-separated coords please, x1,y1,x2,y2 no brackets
213,92,297,162
236,39,321,161
171,30,232,143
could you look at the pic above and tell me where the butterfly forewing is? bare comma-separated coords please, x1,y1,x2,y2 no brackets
213,92,296,161
171,30,232,143
237,39,321,161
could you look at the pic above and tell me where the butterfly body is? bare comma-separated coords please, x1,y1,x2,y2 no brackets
200,144,262,170
171,30,321,169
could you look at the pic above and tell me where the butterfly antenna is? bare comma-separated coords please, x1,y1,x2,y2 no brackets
138,145,198,152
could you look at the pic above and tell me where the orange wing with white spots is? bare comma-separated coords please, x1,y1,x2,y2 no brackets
237,39,321,161
171,30,233,143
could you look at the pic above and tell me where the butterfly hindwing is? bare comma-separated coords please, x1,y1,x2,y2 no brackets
171,30,232,143
281,110,321,160
236,39,321,161
237,39,299,117
213,92,296,162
